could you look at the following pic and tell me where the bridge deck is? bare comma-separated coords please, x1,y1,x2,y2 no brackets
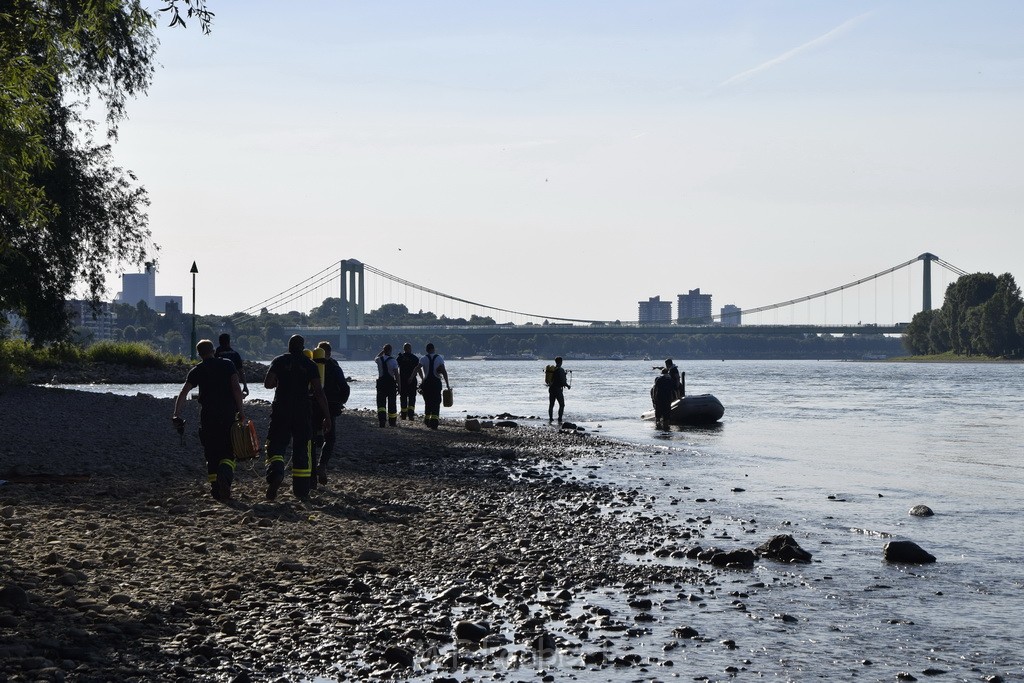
287,323,904,337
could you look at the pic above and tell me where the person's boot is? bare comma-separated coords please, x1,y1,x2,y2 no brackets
266,472,283,501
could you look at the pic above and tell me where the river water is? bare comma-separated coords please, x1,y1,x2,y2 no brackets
58,359,1024,681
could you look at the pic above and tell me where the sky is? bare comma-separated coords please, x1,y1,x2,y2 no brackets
99,1,1024,324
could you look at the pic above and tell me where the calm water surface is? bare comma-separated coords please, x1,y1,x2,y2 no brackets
59,360,1024,681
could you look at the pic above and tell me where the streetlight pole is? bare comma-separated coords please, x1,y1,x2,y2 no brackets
190,261,198,359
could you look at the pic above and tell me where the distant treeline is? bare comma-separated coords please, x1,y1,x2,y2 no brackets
91,300,905,361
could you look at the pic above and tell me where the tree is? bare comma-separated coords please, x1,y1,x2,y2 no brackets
369,303,411,326
1,1,211,344
905,272,1024,358
309,297,343,326
975,274,1023,357
926,313,950,355
942,273,998,355
902,309,935,356
163,330,185,356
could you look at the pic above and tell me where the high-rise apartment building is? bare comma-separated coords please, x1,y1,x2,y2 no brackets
66,300,118,341
638,296,672,324
677,288,713,324
721,304,742,326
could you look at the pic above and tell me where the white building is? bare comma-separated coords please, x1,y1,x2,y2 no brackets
116,262,182,313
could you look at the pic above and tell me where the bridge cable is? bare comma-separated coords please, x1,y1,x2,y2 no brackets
361,263,604,325
741,255,927,318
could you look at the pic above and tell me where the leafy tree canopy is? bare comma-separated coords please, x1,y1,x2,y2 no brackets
1,1,211,344
903,272,1023,358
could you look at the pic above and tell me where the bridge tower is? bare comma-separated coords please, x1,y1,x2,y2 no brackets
339,259,365,352
919,252,937,312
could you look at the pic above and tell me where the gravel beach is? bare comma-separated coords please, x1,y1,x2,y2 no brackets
0,384,739,682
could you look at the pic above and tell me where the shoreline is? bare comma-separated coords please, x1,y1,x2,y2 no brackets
1,385,748,681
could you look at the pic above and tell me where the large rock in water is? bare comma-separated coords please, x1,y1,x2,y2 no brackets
704,548,756,569
909,505,934,517
884,540,937,564
756,534,813,563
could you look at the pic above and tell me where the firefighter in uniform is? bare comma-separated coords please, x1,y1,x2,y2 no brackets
264,335,330,500
417,342,450,430
375,344,400,427
314,341,347,486
396,342,420,420
172,339,245,501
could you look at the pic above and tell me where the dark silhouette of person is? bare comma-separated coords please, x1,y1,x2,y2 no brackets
173,339,245,501
263,335,330,500
313,341,347,486
548,356,570,423
215,333,249,397
396,342,420,420
375,344,400,427
417,342,450,429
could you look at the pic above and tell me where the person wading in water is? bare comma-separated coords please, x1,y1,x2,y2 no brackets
547,356,570,424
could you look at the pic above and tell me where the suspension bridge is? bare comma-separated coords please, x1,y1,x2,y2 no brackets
229,253,966,353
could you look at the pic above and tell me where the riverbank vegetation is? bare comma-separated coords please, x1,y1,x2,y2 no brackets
0,339,183,385
901,272,1024,359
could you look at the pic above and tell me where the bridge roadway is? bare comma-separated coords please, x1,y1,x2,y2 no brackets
287,323,904,342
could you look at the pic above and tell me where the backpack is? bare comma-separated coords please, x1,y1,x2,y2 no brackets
544,364,556,386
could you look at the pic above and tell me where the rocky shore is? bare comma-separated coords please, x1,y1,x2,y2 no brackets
1,384,756,682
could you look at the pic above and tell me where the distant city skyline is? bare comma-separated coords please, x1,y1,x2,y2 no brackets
91,2,1022,322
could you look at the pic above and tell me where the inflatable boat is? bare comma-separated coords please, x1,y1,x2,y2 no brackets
642,391,725,425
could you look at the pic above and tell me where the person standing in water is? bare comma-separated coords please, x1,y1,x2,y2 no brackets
547,356,570,423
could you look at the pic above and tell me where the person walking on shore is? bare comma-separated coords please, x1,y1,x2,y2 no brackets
375,344,400,427
172,339,246,501
215,333,249,397
264,335,331,500
396,342,420,421
547,356,570,424
417,342,450,430
314,341,347,486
